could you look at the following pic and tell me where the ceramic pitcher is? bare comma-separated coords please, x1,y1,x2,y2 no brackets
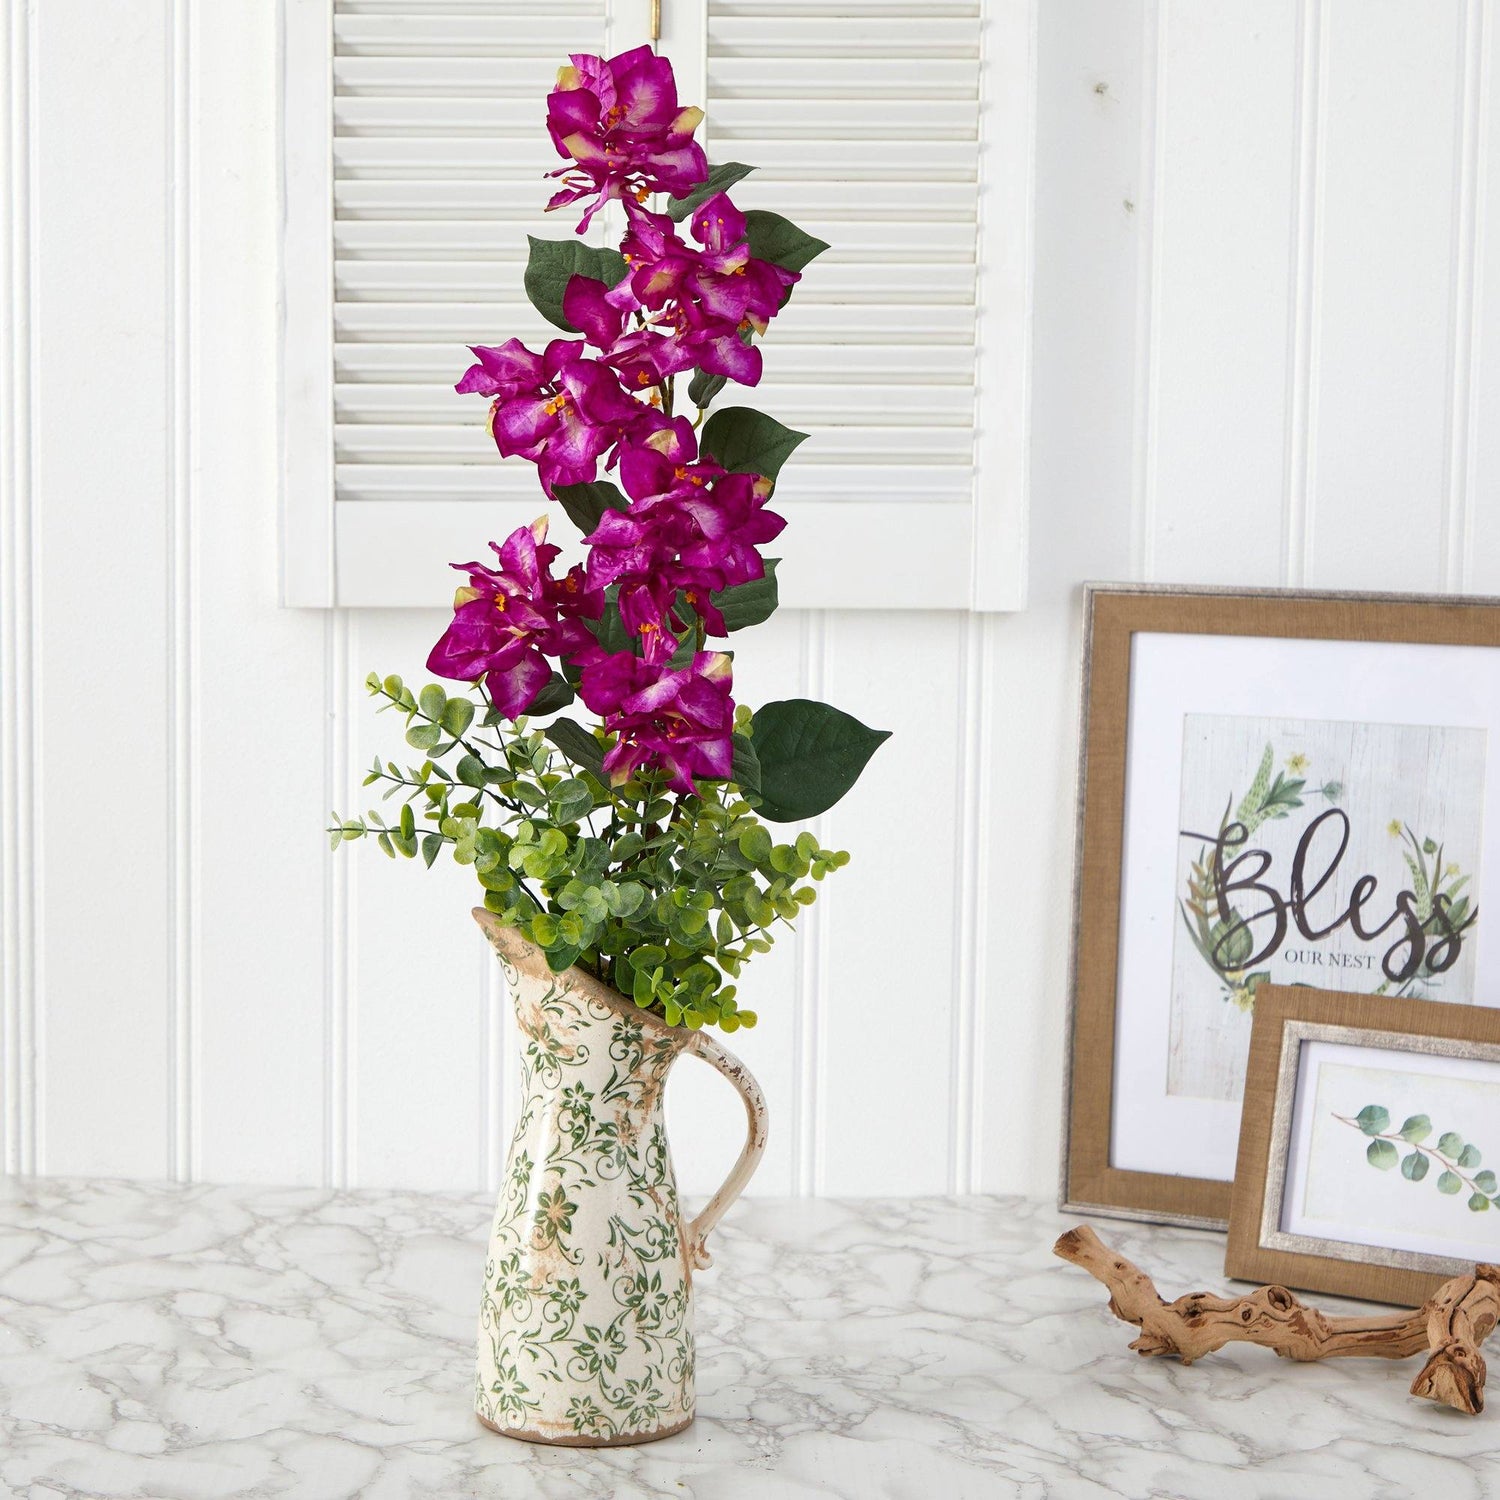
470,909,768,1446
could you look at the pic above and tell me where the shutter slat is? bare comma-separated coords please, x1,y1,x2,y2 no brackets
711,99,975,139
336,342,969,384
334,303,976,344
335,57,562,94
334,464,974,503
336,382,967,427
710,1,978,14
335,179,976,221
711,58,976,98
709,17,976,58
333,136,973,179
335,98,544,134
336,424,972,463
335,259,977,304
335,218,975,261
335,16,603,57
338,0,599,13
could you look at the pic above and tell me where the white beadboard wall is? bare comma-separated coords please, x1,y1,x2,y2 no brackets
5,1,1500,1199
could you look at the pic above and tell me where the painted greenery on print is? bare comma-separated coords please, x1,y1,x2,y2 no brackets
1169,716,1485,1104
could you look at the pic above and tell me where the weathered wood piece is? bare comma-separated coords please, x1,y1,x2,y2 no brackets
1055,1223,1500,1414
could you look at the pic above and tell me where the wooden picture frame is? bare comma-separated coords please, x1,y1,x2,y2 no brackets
1060,583,1500,1228
1228,984,1500,1306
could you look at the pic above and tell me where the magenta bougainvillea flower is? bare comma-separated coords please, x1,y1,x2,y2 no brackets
579,420,784,638
638,195,799,341
430,47,835,797
455,337,649,494
545,47,708,229
579,648,735,792
426,518,601,718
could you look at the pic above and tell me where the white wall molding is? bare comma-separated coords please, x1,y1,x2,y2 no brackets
1445,0,1488,593
2,0,38,1177
167,0,202,1185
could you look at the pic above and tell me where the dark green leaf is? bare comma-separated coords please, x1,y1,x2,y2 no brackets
582,598,632,655
1355,1105,1390,1136
699,406,808,481
456,754,486,789
553,479,628,537
523,236,628,332
421,833,443,868
731,732,761,794
667,161,756,222
1398,1114,1432,1144
711,559,779,631
545,716,607,780
527,673,576,717
748,698,890,822
743,209,830,274
1367,1138,1398,1170
687,368,728,409
1400,1150,1429,1181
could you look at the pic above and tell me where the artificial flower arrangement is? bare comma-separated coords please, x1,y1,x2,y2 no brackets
330,45,887,1034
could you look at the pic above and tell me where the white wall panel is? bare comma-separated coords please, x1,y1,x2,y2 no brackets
1144,2,1301,585
192,0,329,1187
6,0,1500,1200
1307,2,1465,591
29,0,174,1178
344,610,490,1190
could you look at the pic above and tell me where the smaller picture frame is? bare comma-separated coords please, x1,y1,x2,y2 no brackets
1228,984,1500,1306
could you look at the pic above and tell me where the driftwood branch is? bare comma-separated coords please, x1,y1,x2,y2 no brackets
1055,1224,1500,1415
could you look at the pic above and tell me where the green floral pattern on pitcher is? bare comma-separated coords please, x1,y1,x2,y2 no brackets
475,942,697,1443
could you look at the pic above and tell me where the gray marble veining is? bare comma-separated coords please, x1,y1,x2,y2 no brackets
0,1178,1496,1499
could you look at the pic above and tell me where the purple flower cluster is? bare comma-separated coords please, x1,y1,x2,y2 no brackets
544,47,707,229
429,49,800,794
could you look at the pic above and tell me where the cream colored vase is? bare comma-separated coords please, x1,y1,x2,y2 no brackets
471,909,768,1446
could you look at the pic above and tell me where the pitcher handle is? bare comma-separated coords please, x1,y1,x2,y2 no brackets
682,1032,769,1270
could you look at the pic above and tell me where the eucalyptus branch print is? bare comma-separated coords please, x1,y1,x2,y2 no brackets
1339,1105,1500,1214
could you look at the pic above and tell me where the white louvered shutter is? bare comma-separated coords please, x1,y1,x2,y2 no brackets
281,0,1032,609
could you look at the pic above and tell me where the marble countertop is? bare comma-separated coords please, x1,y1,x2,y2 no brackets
1,1180,1495,1500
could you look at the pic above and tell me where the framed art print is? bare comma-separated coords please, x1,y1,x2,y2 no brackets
1227,985,1500,1306
1061,585,1500,1228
